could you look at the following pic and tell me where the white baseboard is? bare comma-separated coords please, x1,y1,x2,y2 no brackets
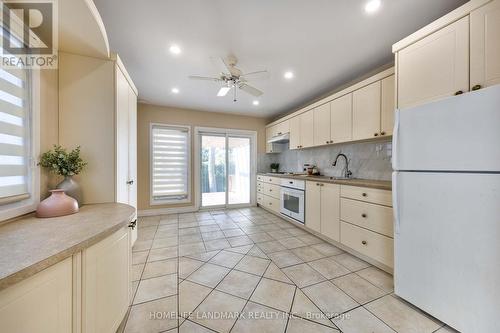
138,205,198,217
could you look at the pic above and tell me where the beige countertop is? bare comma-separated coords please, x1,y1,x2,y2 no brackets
258,173,392,190
0,203,135,291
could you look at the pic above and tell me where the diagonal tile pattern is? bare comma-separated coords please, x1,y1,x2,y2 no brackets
119,207,446,333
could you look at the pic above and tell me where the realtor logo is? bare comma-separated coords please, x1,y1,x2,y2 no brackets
1,0,58,68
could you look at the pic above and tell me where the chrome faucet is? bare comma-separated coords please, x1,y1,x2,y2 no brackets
333,153,352,179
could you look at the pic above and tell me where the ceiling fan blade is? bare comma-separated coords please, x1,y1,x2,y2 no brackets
239,83,263,97
221,56,242,77
217,86,231,97
240,70,269,80
189,75,221,82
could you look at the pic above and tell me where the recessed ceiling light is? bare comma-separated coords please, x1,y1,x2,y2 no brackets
169,44,181,55
171,87,179,94
253,100,260,106
365,0,381,14
284,71,294,80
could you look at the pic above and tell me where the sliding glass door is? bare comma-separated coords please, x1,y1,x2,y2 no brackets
199,130,253,208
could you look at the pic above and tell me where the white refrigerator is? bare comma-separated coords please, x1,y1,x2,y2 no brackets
392,85,500,333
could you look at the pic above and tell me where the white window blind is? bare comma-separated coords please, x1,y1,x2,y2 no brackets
0,66,31,205
151,125,189,202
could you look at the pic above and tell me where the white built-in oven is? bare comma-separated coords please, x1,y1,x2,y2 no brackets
280,178,305,224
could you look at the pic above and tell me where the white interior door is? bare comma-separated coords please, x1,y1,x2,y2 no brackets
199,129,255,208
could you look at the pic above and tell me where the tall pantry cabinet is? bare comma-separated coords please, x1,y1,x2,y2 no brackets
59,52,138,243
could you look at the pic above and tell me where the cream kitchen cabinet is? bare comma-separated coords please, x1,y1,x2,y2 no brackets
330,94,353,143
396,16,469,109
290,110,314,150
470,0,500,90
305,182,341,241
380,75,396,136
83,227,131,333
0,258,73,333
59,53,138,244
313,103,331,146
353,81,381,141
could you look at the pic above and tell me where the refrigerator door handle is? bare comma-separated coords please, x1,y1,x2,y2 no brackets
392,109,400,171
392,172,400,234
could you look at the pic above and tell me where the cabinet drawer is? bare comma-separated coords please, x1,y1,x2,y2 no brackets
263,195,280,213
341,198,393,237
264,183,281,199
341,222,393,268
261,176,280,184
341,185,392,207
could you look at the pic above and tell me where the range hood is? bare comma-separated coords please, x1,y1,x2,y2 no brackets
267,133,290,144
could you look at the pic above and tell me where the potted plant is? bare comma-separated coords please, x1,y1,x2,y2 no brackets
39,145,87,204
270,163,280,173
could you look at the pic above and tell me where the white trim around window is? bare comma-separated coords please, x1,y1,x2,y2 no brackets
149,123,191,206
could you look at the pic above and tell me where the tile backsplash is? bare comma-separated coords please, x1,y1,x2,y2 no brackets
258,139,393,181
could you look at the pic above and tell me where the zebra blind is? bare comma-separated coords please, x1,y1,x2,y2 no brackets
151,125,189,201
0,66,30,205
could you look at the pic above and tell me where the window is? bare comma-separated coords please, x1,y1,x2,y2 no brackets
150,124,190,204
0,65,39,221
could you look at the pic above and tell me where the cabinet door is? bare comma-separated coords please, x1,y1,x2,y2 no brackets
471,0,500,89
380,75,395,136
305,182,321,233
330,94,352,143
320,183,340,242
276,120,290,135
116,68,130,205
83,227,131,333
353,81,381,141
0,258,72,333
289,116,301,150
265,127,274,153
300,110,314,148
128,87,138,245
313,103,331,146
397,16,469,109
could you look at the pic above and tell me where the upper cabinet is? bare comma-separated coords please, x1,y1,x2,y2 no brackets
396,17,469,109
266,67,394,152
470,0,500,89
353,81,381,141
394,0,500,109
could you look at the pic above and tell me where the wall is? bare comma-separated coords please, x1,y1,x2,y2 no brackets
137,103,269,212
39,69,59,199
261,139,393,181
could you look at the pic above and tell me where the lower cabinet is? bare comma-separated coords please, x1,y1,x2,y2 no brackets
0,258,73,333
305,182,341,242
83,227,131,333
0,227,132,333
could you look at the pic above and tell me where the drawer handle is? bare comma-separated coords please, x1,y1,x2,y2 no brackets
362,240,367,245
454,90,464,95
128,219,137,229
269,189,272,192
380,131,386,136
472,84,482,91
362,193,367,197
374,133,379,137
289,181,293,184
361,213,367,218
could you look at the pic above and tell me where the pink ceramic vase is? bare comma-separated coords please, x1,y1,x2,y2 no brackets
36,189,79,218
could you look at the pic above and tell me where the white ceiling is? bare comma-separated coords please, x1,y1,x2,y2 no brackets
94,0,467,118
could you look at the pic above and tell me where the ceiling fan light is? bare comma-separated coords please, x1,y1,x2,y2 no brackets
217,86,231,97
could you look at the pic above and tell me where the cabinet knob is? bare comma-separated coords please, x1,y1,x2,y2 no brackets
362,213,367,218
126,180,134,185
326,141,329,144
374,133,379,137
472,85,482,91
362,240,367,245
380,131,386,136
454,90,464,95
362,193,367,197
128,219,137,229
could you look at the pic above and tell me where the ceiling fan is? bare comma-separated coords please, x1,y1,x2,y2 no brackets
189,55,268,102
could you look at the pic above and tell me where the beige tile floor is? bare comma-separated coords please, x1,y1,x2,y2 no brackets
118,207,458,333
